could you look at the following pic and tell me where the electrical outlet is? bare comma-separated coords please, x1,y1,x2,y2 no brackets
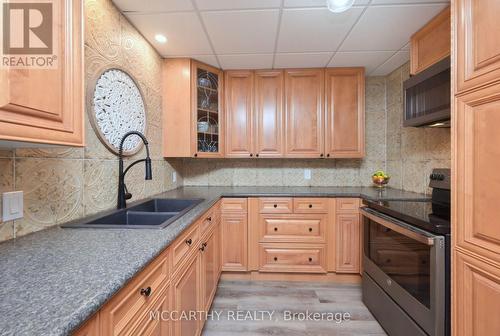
172,171,177,183
304,169,312,180
2,191,24,221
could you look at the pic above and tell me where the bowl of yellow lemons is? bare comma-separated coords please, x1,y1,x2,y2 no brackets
372,170,390,188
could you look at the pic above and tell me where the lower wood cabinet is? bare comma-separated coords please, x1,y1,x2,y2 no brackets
172,252,201,336
335,199,361,274
200,226,220,311
221,198,248,271
259,243,327,273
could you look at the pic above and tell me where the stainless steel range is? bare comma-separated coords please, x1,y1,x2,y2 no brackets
361,169,451,336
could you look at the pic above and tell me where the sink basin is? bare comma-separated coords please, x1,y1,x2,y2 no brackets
62,198,203,229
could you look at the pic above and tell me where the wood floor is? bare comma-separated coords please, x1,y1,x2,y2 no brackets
202,280,387,336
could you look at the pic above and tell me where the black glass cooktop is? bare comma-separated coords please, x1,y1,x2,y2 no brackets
364,199,450,235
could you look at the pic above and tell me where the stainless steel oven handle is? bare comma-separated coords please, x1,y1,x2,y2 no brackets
360,207,435,246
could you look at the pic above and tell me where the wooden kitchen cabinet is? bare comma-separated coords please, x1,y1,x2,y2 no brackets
335,199,361,274
74,315,99,336
0,0,84,146
163,59,224,158
254,70,284,157
325,68,365,158
200,226,219,311
172,252,201,336
221,198,248,271
454,0,500,93
410,6,450,75
224,71,254,158
284,69,324,158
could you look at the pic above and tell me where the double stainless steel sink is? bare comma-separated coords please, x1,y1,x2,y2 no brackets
62,198,203,229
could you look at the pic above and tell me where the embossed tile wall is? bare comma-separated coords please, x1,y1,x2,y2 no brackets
182,76,388,188
0,0,182,242
385,63,451,194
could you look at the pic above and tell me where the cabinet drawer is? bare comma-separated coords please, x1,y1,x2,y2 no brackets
293,198,328,213
259,243,327,273
221,198,247,213
336,198,360,213
259,198,293,213
199,208,216,238
172,223,200,270
100,249,169,336
260,214,326,243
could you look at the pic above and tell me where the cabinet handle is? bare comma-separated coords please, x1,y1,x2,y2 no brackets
140,287,152,297
320,153,324,158
256,154,259,157
308,204,313,208
327,154,330,158
273,204,278,208
206,216,212,222
185,238,193,246
250,153,253,157
274,257,278,261
308,258,313,262
194,153,198,157
274,227,278,232
199,245,205,252
309,228,313,232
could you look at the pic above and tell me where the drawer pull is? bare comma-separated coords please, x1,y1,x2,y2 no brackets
140,287,152,297
308,258,313,262
274,257,278,261
199,245,205,252
308,204,313,208
273,204,278,208
308,227,313,232
274,227,278,232
185,238,193,246
206,216,212,222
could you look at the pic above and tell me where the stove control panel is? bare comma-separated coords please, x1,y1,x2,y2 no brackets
429,168,450,190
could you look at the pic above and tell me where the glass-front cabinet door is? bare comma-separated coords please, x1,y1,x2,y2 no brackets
192,61,223,157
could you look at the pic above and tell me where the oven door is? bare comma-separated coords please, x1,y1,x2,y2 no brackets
360,207,445,336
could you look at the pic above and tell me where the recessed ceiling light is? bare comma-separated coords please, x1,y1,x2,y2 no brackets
155,34,167,43
326,0,354,13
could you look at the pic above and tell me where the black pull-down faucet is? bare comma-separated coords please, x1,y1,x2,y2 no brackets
117,131,152,209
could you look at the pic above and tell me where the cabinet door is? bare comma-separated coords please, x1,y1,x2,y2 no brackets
254,70,284,157
225,71,254,158
172,254,200,336
335,213,360,273
0,0,83,146
284,69,324,158
192,61,224,158
221,213,248,271
454,251,500,336
455,83,500,264
455,0,500,92
325,68,365,158
201,229,218,311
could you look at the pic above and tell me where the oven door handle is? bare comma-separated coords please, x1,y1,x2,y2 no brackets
360,207,435,246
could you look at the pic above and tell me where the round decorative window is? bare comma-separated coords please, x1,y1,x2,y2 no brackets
90,68,146,156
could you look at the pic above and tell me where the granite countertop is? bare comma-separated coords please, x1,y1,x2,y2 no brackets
0,186,429,336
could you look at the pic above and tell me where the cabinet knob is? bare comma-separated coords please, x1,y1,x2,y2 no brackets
327,154,330,158
274,257,278,261
309,227,313,232
199,245,205,252
256,154,259,157
274,227,278,232
194,153,198,157
250,153,253,157
273,204,278,208
185,238,193,246
308,204,313,208
140,287,152,297
308,258,313,262
320,153,324,158
207,216,212,222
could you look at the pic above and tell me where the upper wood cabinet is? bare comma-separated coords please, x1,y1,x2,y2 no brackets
410,6,450,75
455,0,500,93
0,0,84,146
254,70,284,158
325,68,365,158
284,69,324,158
225,71,254,158
163,59,224,158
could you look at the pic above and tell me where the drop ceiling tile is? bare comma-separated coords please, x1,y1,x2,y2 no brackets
372,0,449,4
277,7,365,53
191,55,220,67
274,52,333,68
340,4,448,51
329,51,395,73
125,12,212,56
284,0,370,7
113,0,193,12
371,50,410,76
202,10,280,54
218,54,274,69
196,0,281,10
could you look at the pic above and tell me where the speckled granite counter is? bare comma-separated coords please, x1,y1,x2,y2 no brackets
0,186,429,336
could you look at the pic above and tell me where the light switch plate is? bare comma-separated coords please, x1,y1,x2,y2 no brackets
2,191,23,222
172,171,177,183
304,169,312,180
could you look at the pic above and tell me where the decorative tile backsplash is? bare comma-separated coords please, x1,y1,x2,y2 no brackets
0,0,182,241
